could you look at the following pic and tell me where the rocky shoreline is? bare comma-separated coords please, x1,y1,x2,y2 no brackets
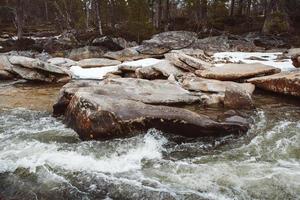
1,31,300,140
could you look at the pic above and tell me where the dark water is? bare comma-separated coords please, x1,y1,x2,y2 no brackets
0,82,300,200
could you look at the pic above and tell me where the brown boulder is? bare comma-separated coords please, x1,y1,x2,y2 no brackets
224,84,254,109
291,54,300,68
248,70,300,97
0,70,15,80
54,79,249,140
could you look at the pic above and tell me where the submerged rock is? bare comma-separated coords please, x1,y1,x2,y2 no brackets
248,70,300,97
53,79,249,140
196,63,280,81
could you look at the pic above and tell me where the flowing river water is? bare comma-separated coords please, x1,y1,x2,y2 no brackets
0,81,300,200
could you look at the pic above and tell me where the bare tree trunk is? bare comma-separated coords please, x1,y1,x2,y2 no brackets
16,0,25,39
109,0,115,28
238,0,244,15
164,0,170,31
246,0,252,16
94,0,103,35
230,0,235,16
201,0,208,20
44,1,49,21
85,0,90,29
157,0,162,30
53,1,71,30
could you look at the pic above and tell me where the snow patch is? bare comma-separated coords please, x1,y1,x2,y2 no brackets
214,52,295,71
70,65,118,79
70,58,163,79
121,58,162,68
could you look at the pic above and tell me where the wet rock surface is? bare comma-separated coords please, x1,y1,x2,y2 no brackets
54,79,250,140
248,70,300,97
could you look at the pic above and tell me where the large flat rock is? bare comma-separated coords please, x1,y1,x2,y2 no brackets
58,78,201,105
196,63,281,81
77,58,121,68
180,76,255,108
248,70,300,97
1,55,70,82
9,56,68,75
53,79,249,140
62,91,248,140
181,76,255,94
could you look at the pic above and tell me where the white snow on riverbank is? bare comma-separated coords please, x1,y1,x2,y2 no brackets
121,58,162,67
11,35,61,41
214,52,295,71
70,52,295,79
70,58,163,79
70,65,118,79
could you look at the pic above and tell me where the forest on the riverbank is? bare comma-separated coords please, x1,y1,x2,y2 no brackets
1,0,300,42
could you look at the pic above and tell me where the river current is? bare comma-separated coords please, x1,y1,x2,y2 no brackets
0,82,300,200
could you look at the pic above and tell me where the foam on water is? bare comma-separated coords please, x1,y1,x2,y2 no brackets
0,110,167,174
